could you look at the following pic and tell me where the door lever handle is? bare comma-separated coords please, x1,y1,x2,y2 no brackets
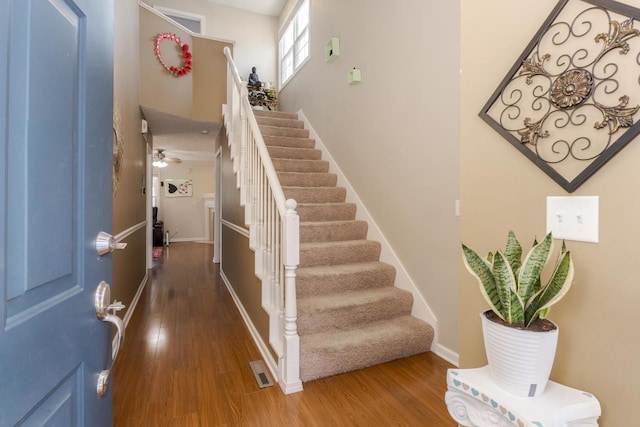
95,281,126,398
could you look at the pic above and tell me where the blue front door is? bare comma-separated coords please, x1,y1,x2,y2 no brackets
0,0,114,425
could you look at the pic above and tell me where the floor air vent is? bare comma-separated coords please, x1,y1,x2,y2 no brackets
249,360,274,388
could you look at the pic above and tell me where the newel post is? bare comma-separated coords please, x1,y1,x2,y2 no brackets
280,199,303,394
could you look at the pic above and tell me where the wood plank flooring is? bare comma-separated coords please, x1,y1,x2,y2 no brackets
112,242,456,426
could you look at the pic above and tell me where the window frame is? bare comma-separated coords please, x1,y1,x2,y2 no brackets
279,0,310,88
153,5,206,34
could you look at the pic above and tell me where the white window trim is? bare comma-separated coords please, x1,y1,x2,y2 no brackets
278,0,310,89
153,5,206,34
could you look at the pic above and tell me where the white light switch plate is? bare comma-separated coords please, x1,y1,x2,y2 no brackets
546,196,599,243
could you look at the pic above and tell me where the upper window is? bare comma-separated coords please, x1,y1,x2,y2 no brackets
154,6,205,34
279,0,309,87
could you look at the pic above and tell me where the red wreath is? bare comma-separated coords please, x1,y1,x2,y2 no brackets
155,33,193,77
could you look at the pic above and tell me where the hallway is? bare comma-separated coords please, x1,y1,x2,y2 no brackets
112,242,455,426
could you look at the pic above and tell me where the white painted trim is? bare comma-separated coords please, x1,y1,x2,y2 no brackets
297,109,440,349
113,270,149,359
203,194,215,243
122,271,149,329
114,220,147,243
138,1,236,45
222,218,250,238
170,237,208,243
214,148,222,263
146,143,153,269
219,269,280,387
435,344,459,367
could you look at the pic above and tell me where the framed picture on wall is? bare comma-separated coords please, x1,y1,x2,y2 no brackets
165,179,193,197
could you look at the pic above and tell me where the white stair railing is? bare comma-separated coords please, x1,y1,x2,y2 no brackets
223,47,302,394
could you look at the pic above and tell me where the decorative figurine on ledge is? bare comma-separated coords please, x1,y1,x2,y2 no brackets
247,66,277,110
248,66,261,89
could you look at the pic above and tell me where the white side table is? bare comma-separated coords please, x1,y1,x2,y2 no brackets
445,366,601,427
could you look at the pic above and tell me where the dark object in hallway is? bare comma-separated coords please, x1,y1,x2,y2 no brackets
152,206,163,246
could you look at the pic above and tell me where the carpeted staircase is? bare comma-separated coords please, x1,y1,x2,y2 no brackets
253,109,435,382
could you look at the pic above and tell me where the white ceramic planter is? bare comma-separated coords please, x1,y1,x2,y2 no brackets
481,311,559,397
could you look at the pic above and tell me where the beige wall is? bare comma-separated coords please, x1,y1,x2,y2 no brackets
191,37,229,123
461,1,640,425
139,5,232,124
278,0,461,355
113,0,148,317
156,160,214,241
142,0,278,87
139,6,193,118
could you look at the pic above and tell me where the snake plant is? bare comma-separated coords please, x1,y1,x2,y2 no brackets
461,231,574,328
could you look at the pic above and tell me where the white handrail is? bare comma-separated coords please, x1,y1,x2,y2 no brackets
223,47,302,394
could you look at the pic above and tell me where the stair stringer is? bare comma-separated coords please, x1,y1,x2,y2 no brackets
296,109,443,355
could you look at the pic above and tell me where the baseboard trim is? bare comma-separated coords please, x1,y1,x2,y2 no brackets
219,269,280,387
435,344,459,367
113,270,149,359
169,237,207,243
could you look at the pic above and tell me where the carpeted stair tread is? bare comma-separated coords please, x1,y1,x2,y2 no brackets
296,203,357,222
299,240,381,267
264,135,316,149
297,287,414,335
284,186,346,203
253,109,298,120
278,172,337,187
260,125,309,139
296,262,396,298
256,116,305,129
267,146,322,160
272,158,329,173
299,315,434,382
248,107,435,383
300,220,368,242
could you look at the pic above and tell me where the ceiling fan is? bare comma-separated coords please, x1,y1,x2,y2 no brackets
153,149,182,168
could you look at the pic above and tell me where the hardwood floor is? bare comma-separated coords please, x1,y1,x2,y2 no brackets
112,242,456,426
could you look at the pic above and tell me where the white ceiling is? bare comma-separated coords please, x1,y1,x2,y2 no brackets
206,0,287,17
142,106,222,162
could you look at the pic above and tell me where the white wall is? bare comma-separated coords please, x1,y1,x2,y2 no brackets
142,0,278,86
278,0,461,355
156,160,214,241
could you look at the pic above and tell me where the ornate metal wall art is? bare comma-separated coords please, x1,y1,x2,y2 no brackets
480,0,640,192
113,104,124,196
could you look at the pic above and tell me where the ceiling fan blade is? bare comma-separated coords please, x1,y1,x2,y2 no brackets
153,149,182,164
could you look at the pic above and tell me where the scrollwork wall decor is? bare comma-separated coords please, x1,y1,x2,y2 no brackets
480,0,640,192
113,104,124,196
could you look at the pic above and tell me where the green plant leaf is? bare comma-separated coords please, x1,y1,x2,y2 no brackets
518,233,553,308
509,291,525,325
525,250,574,326
504,231,522,276
492,251,516,319
462,244,504,320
